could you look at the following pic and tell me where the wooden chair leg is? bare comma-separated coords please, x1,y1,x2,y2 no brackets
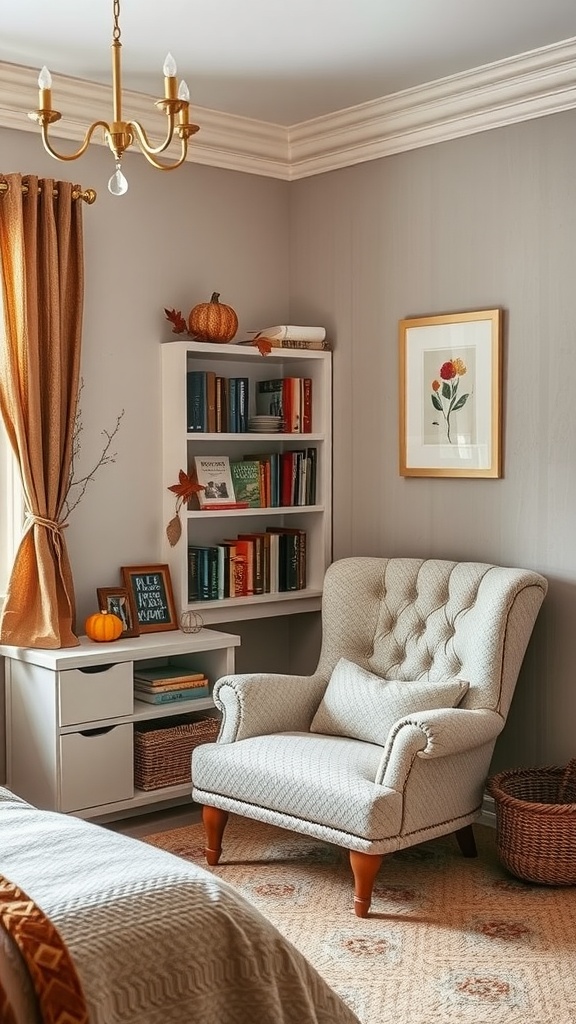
455,823,477,858
202,805,229,866
349,850,383,917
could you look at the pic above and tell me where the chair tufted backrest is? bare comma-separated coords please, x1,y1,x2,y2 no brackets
315,557,547,716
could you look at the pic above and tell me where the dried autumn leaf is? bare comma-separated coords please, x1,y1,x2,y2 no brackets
168,469,205,502
254,336,273,356
164,308,188,334
166,514,182,547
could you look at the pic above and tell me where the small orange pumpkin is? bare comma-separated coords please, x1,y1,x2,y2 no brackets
188,292,238,343
85,610,123,643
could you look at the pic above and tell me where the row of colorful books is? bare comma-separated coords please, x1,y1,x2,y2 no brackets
187,372,247,433
188,527,307,602
186,372,312,433
134,664,211,705
193,451,317,509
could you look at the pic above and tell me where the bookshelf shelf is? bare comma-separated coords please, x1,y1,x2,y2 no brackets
185,504,325,520
161,340,333,625
187,432,326,442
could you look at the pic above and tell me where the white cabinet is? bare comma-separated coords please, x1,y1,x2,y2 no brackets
2,628,240,821
161,341,332,626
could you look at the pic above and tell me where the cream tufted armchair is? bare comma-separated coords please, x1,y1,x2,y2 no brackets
192,557,547,916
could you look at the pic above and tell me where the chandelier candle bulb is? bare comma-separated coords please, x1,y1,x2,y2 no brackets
38,66,52,110
178,81,190,125
163,53,178,99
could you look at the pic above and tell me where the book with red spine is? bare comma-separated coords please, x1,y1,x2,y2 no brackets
223,538,251,595
301,378,312,433
280,451,295,506
197,501,250,511
206,371,217,433
238,533,266,594
282,377,301,433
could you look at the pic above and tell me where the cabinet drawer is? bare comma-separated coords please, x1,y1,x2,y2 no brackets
59,662,133,726
60,724,133,812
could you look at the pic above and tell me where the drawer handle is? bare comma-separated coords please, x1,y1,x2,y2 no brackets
78,726,116,737
76,664,118,675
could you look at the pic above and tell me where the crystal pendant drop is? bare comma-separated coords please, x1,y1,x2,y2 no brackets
108,161,128,196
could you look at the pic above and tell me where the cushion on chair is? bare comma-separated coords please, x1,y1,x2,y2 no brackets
309,657,469,746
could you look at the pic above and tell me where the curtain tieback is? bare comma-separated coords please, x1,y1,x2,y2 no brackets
25,515,68,539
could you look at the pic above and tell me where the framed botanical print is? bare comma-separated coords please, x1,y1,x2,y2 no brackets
399,308,502,478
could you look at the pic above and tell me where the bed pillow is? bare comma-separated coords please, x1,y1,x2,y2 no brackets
310,658,469,746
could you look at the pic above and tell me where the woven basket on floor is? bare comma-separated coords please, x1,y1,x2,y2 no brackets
134,715,220,791
487,760,576,885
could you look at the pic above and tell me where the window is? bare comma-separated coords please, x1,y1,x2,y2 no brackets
0,291,23,602
0,436,22,601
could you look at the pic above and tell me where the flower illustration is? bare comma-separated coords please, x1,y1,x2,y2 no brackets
431,358,469,443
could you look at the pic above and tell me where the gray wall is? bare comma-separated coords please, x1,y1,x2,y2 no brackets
289,109,576,772
2,108,575,776
0,127,293,781
0,127,291,624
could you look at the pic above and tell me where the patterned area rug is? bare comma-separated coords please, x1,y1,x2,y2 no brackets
144,816,576,1024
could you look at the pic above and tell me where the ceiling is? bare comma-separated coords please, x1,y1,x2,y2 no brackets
2,0,576,127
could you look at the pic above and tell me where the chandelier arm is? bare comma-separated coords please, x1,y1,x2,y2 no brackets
127,114,180,157
135,136,190,171
40,121,111,162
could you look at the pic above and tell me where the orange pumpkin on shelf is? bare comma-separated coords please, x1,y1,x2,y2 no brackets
85,610,124,643
188,292,238,343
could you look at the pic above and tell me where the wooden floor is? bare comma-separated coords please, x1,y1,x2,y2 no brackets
104,802,202,839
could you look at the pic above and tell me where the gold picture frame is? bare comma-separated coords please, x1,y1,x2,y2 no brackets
399,308,502,478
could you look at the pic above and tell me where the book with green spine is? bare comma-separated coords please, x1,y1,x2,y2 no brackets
230,460,262,507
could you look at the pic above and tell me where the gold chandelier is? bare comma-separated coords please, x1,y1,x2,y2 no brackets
28,0,199,196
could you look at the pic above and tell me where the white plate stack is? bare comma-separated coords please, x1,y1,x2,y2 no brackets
248,415,283,433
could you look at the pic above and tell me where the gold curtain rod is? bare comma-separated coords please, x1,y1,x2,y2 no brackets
0,182,96,204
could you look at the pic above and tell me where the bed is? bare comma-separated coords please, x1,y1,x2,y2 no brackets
0,787,360,1024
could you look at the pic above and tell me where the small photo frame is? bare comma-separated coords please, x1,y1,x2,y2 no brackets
96,586,140,639
120,564,178,633
399,308,502,478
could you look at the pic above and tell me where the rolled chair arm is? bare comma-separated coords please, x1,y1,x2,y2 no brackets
376,707,504,788
214,673,328,742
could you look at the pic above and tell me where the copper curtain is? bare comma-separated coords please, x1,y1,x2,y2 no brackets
0,173,85,648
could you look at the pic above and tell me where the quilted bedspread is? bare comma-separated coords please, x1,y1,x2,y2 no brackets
0,789,360,1024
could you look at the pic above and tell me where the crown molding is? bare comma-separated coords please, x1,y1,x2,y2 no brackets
0,63,289,179
288,37,576,178
1,37,576,181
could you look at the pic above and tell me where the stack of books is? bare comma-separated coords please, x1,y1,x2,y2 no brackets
134,665,210,704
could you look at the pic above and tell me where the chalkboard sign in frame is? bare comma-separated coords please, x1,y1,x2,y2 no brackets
120,563,178,633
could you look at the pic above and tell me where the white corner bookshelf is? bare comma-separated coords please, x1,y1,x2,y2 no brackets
160,340,333,626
